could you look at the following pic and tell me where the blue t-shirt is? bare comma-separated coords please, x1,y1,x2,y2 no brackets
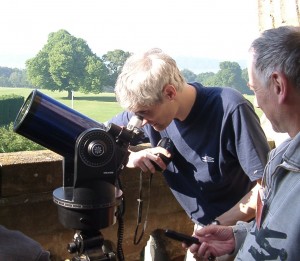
109,83,270,224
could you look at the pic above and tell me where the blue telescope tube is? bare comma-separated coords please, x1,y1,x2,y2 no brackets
14,89,103,158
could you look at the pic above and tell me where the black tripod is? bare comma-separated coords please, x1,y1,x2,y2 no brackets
63,198,126,261
67,230,116,261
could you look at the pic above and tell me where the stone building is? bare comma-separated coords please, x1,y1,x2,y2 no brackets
258,0,300,30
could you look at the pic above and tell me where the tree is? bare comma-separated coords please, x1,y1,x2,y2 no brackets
0,67,14,78
9,70,24,87
83,55,110,94
213,61,250,94
0,76,10,87
26,29,109,99
0,67,13,86
0,67,32,87
181,69,197,82
242,68,249,84
102,49,131,87
196,72,216,87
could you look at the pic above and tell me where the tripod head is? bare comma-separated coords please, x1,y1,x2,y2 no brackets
14,90,143,260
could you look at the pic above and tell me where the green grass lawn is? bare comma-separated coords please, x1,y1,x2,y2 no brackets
0,87,263,122
0,87,123,123
0,87,264,153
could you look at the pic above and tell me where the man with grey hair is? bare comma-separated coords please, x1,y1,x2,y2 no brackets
188,25,300,261
109,47,270,260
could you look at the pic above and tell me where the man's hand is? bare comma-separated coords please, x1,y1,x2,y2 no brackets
127,147,171,173
187,225,235,260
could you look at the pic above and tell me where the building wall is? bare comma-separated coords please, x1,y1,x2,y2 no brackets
258,0,300,30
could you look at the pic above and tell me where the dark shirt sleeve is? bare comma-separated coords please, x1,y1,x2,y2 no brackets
232,101,270,180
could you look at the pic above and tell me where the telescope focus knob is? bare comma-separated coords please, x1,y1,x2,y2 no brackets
88,140,105,157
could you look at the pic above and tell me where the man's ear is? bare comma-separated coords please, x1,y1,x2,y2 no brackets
270,72,288,104
163,84,176,100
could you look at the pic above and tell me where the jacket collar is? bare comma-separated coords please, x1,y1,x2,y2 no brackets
282,131,300,169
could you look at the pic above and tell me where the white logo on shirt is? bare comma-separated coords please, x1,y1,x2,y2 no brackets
201,155,214,163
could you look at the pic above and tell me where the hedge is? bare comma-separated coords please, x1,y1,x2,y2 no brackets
0,95,24,126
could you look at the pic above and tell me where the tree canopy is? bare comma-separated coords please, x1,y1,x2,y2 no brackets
190,61,252,94
102,49,131,87
26,29,109,98
0,67,31,87
181,69,197,83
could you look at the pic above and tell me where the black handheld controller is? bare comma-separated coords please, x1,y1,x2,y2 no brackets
164,229,199,246
153,137,174,171
165,229,216,260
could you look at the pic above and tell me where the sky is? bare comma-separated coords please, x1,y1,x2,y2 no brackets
1,0,260,72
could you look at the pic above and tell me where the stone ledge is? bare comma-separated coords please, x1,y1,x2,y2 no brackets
0,150,193,261
0,150,63,165
0,150,63,197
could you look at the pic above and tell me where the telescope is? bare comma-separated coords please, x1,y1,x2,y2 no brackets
13,89,143,261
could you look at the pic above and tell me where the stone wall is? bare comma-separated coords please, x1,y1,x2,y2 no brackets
0,150,193,261
258,0,300,30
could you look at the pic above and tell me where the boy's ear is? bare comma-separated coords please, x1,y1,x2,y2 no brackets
163,84,176,100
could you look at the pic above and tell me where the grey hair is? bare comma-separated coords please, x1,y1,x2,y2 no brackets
250,26,300,89
114,48,186,111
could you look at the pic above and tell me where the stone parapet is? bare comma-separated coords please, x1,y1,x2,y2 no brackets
0,150,193,261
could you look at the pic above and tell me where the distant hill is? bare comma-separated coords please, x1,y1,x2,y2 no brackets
174,56,247,74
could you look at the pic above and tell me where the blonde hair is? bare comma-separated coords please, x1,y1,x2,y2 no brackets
115,48,186,111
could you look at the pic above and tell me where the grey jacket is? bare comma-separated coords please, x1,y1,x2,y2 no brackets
234,132,300,261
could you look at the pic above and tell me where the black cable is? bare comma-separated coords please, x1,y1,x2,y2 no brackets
116,176,125,261
133,171,153,245
117,204,125,261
